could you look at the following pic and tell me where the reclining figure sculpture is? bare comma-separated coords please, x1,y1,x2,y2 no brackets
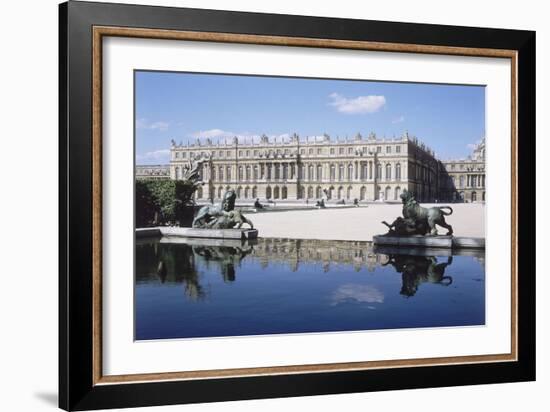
192,189,254,229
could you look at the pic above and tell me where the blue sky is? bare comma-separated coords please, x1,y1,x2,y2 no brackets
135,71,485,164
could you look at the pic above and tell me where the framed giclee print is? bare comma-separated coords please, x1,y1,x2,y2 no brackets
59,1,536,410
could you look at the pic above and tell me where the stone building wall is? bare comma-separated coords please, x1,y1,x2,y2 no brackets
137,134,485,203
168,132,443,202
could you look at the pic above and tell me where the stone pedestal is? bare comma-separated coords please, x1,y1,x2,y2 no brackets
373,235,453,248
136,227,258,240
372,235,485,249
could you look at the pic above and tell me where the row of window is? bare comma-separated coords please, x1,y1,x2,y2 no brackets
454,191,486,202
173,145,404,159
194,185,404,201
177,162,403,182
450,174,486,188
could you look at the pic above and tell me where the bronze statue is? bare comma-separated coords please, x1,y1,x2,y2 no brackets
192,189,254,229
382,190,453,236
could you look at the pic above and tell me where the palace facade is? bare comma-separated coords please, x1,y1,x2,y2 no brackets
136,133,486,203
439,139,486,203
135,164,170,180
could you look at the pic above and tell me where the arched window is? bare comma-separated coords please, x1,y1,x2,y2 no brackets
238,166,244,181
275,164,280,180
330,164,336,181
386,164,392,181
385,186,391,201
395,186,401,200
316,186,322,199
339,164,344,181
459,175,465,188
244,187,250,198
347,186,353,199
252,186,258,198
253,166,258,181
218,187,223,198
273,186,280,199
482,191,485,201
376,163,382,179
317,165,323,181
218,166,224,181
338,186,343,199
246,166,251,181
282,186,288,199
348,164,353,180
471,191,477,202
395,163,401,181
210,168,216,181
226,166,231,181
266,186,272,199
237,186,242,198
297,185,304,199
307,186,314,199
360,186,366,200
308,165,314,180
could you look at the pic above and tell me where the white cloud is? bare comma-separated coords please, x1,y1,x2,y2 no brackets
137,118,170,131
392,115,405,124
328,92,386,114
136,149,170,163
331,284,384,306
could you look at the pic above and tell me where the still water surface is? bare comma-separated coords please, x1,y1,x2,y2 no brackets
135,238,485,340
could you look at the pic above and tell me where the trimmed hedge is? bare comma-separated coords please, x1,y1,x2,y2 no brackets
136,179,199,227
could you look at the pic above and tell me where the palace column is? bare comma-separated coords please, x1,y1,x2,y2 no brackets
271,162,276,181
369,161,373,180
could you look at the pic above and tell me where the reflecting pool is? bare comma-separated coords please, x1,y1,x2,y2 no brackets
135,237,485,340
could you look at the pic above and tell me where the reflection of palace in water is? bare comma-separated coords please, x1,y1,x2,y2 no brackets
136,238,484,302
250,238,384,273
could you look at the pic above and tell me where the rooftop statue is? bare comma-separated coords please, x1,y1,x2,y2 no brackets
192,189,254,230
382,190,453,236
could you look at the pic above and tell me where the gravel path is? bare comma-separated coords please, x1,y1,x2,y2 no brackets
249,203,485,241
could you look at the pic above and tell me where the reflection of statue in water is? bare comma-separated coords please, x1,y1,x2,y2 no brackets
382,190,453,236
157,260,167,283
192,244,254,282
153,243,206,301
192,189,254,229
383,254,453,297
